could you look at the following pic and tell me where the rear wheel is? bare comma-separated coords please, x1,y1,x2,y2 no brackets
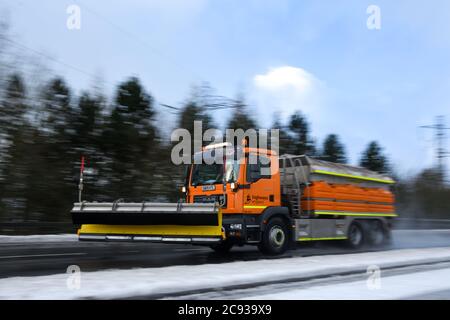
345,221,364,249
367,220,385,247
258,218,289,255
210,240,233,253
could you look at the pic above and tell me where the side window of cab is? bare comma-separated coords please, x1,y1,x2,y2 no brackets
246,155,271,183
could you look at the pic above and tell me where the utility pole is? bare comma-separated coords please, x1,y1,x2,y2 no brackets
420,116,450,175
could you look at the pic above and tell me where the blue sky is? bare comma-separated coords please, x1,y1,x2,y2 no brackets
1,0,450,176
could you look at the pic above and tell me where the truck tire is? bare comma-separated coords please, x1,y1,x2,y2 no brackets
258,217,289,255
367,220,385,247
384,228,393,246
210,240,233,253
345,221,365,249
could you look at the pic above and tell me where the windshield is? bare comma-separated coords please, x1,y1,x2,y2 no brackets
191,160,240,186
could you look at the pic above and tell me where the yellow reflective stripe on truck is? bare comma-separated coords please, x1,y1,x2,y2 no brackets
243,205,268,209
312,169,395,184
314,211,398,217
79,224,223,237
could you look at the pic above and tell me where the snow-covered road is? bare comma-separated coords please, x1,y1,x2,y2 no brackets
1,247,450,299
242,267,450,300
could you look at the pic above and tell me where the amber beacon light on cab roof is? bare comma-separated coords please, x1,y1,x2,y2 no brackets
71,142,396,255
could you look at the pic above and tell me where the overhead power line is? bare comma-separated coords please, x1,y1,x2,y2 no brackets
1,36,100,81
74,0,204,82
420,115,450,173
159,91,241,115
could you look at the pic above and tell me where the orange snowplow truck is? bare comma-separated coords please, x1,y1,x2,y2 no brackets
72,143,396,255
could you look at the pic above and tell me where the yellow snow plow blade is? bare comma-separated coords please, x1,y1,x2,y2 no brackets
72,202,224,244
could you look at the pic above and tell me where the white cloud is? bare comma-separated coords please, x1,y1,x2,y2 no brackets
254,66,316,92
252,66,325,126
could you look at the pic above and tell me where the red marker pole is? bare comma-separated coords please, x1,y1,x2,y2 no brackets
80,156,85,176
78,156,85,203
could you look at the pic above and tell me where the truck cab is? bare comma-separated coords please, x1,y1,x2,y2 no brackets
187,146,281,213
184,144,291,253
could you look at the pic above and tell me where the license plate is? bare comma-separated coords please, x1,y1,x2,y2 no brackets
202,185,216,191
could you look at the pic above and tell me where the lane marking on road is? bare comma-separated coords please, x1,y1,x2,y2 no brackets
0,252,87,259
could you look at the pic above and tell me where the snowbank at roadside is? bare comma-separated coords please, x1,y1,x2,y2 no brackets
0,234,76,243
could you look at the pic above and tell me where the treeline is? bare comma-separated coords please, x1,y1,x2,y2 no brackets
1,71,449,222
0,75,171,222
0,75,449,222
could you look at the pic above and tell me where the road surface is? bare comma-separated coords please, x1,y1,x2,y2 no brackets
1,230,449,279
2,245,450,299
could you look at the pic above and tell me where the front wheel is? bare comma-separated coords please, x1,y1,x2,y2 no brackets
258,218,289,255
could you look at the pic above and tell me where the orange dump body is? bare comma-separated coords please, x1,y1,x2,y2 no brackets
301,181,395,214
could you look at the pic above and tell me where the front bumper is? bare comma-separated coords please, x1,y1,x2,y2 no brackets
79,232,222,244
77,223,225,244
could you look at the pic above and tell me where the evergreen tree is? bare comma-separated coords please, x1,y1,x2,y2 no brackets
359,141,389,173
178,101,215,146
173,83,219,156
164,97,216,201
270,116,293,155
71,92,104,148
227,97,257,132
35,77,74,220
287,111,316,155
41,78,73,137
320,134,347,163
103,77,159,200
0,74,27,135
398,168,450,219
70,91,108,201
0,74,30,220
0,74,27,178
